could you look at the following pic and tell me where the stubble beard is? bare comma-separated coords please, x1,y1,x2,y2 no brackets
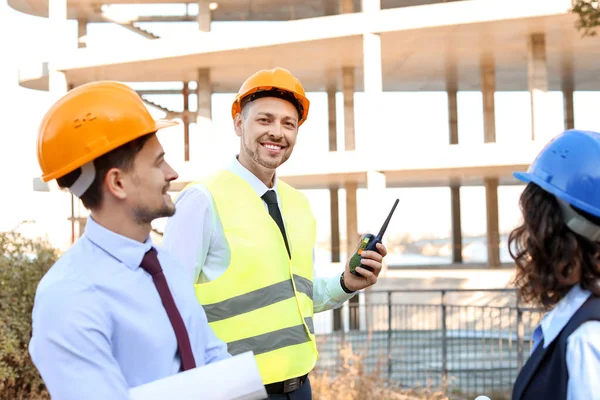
241,130,289,170
132,182,176,225
133,202,175,226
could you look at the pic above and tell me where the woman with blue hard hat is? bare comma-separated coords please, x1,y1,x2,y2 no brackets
510,129,600,400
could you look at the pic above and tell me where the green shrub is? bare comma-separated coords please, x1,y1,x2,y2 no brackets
0,231,58,400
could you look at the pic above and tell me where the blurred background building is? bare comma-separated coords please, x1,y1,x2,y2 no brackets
2,0,600,396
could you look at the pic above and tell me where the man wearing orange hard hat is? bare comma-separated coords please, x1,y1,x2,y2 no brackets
162,67,388,398
28,81,231,400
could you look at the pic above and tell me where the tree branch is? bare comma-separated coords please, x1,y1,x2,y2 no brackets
571,0,600,37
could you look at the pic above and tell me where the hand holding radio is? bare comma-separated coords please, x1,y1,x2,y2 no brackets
342,199,398,292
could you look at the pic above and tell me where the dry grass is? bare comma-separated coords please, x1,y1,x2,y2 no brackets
309,344,450,400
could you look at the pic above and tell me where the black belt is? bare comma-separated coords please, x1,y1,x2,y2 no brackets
265,374,308,394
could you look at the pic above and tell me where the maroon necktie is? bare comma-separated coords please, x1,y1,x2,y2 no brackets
140,247,196,371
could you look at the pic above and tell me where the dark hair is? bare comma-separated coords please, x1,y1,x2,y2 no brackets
508,182,600,310
56,133,154,210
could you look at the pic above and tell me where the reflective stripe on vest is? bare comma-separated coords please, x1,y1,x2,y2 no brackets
227,317,315,356
191,170,318,384
202,274,313,323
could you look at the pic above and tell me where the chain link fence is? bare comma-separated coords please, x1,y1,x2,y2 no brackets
313,289,544,399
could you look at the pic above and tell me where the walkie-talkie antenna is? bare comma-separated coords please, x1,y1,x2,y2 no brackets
377,199,399,238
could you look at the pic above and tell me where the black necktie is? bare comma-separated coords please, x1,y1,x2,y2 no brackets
261,190,291,258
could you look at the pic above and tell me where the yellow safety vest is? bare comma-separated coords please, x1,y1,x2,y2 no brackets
191,170,319,384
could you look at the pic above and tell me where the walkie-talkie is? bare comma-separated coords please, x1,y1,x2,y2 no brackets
349,198,399,276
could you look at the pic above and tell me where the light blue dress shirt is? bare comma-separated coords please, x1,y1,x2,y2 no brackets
29,216,231,400
530,283,600,400
162,157,355,313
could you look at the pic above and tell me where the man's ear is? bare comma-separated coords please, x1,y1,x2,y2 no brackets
234,113,244,138
104,168,128,200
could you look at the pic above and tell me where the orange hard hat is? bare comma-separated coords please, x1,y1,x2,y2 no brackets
231,67,310,126
37,81,178,183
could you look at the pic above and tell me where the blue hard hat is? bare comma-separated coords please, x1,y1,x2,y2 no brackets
514,129,600,219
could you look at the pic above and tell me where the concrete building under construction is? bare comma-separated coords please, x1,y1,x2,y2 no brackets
9,0,600,273
11,2,600,395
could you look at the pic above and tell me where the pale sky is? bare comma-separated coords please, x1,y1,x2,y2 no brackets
2,1,600,257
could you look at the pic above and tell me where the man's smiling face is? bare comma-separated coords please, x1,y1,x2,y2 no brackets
236,96,300,171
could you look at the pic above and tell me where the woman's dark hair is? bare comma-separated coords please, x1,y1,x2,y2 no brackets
56,133,154,210
508,182,600,310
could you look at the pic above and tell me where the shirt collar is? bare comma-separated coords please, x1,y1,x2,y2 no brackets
538,283,593,348
227,155,279,198
83,215,153,271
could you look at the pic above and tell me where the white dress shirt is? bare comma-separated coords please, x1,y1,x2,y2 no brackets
530,283,600,400
29,216,230,400
162,157,355,313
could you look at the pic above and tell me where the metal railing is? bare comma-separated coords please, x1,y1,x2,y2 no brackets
312,288,544,399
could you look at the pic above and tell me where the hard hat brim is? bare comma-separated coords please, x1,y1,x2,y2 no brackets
514,171,600,219
231,90,310,126
513,171,531,184
41,118,180,183
155,119,179,130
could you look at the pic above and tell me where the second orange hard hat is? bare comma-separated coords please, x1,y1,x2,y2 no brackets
37,81,178,184
231,67,310,126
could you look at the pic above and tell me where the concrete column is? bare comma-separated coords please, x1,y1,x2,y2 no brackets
49,0,68,101
447,66,462,263
339,0,354,14
562,55,575,130
183,82,190,161
328,85,342,331
563,88,574,131
325,0,339,15
330,185,341,332
485,178,501,268
345,180,359,330
196,68,212,121
481,55,496,143
342,67,360,329
450,186,462,263
343,67,357,245
481,54,500,269
528,33,551,140
328,86,338,153
327,85,340,263
194,68,212,162
77,19,87,48
197,0,211,32
329,191,341,264
342,67,355,151
448,89,459,145
361,0,381,13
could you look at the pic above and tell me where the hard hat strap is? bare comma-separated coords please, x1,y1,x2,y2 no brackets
69,161,96,198
557,198,600,242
